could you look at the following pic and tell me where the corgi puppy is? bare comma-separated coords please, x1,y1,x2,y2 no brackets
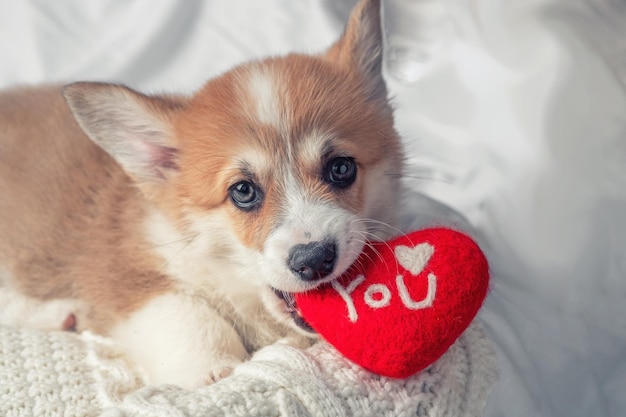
0,0,403,388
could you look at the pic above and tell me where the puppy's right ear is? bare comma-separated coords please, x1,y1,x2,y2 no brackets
63,82,183,186
326,0,386,104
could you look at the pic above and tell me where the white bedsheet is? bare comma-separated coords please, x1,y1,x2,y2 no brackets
1,1,624,416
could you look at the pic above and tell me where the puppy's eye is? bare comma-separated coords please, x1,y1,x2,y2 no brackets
324,157,357,188
229,181,262,210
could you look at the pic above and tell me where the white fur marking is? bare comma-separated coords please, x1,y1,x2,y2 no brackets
262,170,366,293
248,69,282,128
144,208,236,289
299,131,332,166
144,208,269,326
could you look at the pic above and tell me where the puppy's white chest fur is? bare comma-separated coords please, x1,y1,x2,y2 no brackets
144,208,237,291
144,209,264,313
107,208,299,387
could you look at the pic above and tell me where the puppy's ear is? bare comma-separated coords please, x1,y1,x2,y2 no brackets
326,0,386,102
63,82,182,186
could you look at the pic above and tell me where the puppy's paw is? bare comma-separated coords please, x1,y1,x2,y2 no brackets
203,359,241,385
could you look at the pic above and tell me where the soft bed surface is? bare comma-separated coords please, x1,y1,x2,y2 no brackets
1,1,625,416
0,322,496,416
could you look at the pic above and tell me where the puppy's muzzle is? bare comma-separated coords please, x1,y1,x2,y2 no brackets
288,240,336,281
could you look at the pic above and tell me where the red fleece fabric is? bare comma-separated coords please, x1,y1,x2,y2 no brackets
295,228,490,378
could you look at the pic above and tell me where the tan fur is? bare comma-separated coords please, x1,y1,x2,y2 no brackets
0,0,402,387
0,86,173,333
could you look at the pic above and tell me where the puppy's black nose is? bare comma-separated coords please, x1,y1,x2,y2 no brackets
288,240,337,281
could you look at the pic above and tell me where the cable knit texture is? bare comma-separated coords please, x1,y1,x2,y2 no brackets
0,321,496,417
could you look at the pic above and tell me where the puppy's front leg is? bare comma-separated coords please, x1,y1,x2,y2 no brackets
110,292,247,389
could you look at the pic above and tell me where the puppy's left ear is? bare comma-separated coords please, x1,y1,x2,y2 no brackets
326,0,386,102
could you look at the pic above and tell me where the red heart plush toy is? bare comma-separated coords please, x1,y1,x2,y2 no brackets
295,228,489,378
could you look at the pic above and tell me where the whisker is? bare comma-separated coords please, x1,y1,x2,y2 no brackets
350,238,377,267
398,173,454,184
146,233,200,250
353,217,406,241
160,233,199,268
353,233,386,266
353,230,398,276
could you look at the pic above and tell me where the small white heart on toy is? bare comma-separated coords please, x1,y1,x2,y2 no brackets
394,243,434,275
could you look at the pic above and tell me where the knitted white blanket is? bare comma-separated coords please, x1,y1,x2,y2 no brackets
0,321,496,417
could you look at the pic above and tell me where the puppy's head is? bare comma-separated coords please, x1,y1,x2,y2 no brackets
64,0,403,331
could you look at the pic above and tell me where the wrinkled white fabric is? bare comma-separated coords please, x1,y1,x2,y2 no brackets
0,1,625,416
